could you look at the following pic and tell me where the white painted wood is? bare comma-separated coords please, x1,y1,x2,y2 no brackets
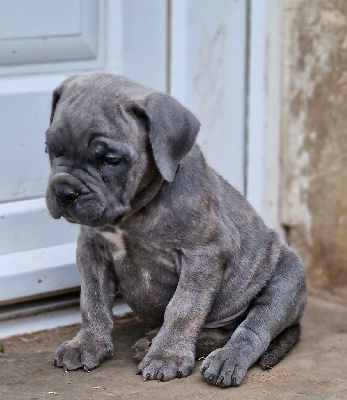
0,86,55,202
0,0,171,306
105,0,123,74
0,0,99,64
0,306,81,339
0,298,131,339
122,0,168,91
170,0,248,193
0,243,79,305
0,199,78,255
0,0,106,76
0,0,108,305
0,0,99,67
0,0,81,39
0,0,252,310
246,0,282,231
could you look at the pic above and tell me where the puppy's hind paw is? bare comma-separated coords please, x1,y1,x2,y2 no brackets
258,323,301,370
132,328,160,362
132,337,151,362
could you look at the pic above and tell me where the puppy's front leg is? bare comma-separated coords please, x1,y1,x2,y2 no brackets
53,230,115,372
138,250,223,381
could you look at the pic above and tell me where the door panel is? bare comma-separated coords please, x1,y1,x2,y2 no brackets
170,0,248,193
0,0,170,305
0,0,105,76
0,90,52,202
0,0,99,66
0,0,248,306
0,243,79,305
122,0,168,92
0,0,81,39
0,0,106,305
0,199,78,255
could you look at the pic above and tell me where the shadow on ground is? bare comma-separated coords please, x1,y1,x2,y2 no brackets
1,296,347,400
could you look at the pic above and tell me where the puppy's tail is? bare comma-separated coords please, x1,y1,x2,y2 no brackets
258,323,301,370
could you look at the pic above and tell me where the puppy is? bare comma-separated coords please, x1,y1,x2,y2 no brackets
45,73,306,387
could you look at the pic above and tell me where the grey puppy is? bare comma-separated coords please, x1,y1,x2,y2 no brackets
45,73,306,388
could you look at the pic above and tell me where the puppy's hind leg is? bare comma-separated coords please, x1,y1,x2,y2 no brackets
196,329,233,359
200,246,306,387
258,323,301,370
133,328,160,362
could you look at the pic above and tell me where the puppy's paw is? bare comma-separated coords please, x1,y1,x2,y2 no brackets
132,337,151,362
53,333,113,372
132,328,160,362
137,350,195,381
200,348,248,387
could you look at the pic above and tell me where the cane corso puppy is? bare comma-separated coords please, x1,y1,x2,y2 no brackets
45,73,306,387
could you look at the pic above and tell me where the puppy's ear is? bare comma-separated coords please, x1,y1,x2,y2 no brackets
132,93,200,182
50,85,63,124
50,75,78,124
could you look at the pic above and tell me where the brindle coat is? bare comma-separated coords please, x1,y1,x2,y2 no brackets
45,73,306,387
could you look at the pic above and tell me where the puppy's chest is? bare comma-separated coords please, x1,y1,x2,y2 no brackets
99,229,179,296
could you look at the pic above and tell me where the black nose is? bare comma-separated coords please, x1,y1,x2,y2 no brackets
54,183,80,206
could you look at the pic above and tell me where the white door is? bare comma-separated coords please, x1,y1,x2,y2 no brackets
0,0,248,305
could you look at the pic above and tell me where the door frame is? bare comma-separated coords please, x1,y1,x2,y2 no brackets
246,0,282,232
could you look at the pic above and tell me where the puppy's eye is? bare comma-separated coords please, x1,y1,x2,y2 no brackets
103,153,122,166
95,142,107,157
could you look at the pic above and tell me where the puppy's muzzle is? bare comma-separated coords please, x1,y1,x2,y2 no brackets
54,183,80,207
50,172,88,207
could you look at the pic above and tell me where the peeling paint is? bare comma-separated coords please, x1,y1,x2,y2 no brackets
281,0,347,300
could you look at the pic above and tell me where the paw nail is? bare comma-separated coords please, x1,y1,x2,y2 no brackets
216,376,224,385
209,374,215,380
83,365,90,372
159,373,164,381
145,373,151,380
63,365,68,373
137,369,143,375
52,360,57,367
177,371,183,378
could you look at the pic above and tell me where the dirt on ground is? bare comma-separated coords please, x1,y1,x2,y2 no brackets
0,296,347,400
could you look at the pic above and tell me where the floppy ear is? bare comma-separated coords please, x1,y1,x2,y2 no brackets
132,92,200,182
50,85,63,124
50,75,78,124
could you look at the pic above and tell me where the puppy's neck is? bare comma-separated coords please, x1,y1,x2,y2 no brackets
129,168,164,218
136,154,158,195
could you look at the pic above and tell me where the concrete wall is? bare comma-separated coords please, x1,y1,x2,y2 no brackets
280,0,347,302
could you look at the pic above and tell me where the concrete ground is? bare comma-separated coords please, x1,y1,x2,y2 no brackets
1,296,347,400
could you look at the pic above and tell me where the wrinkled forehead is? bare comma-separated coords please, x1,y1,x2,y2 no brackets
48,103,113,143
47,96,139,152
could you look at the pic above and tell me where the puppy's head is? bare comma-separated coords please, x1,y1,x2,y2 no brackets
45,74,200,228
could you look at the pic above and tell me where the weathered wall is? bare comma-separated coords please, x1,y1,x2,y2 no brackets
281,0,347,302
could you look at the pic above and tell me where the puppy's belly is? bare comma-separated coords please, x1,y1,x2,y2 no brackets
114,258,178,328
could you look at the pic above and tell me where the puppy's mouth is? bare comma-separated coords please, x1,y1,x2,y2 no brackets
46,170,130,228
49,192,129,228
63,214,78,224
